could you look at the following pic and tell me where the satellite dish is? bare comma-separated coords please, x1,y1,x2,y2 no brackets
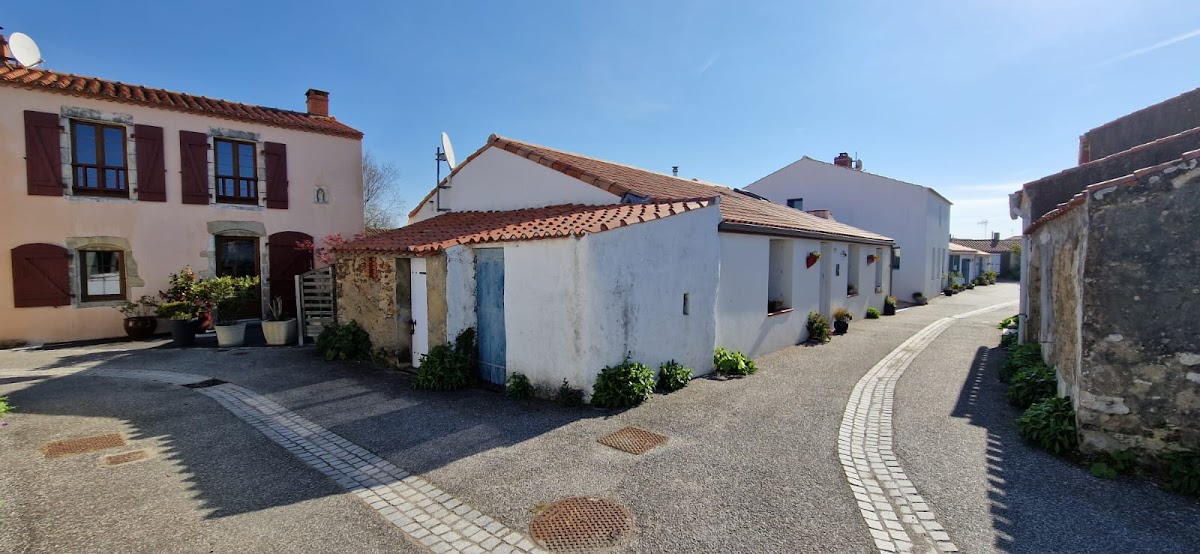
441,132,457,170
8,32,44,68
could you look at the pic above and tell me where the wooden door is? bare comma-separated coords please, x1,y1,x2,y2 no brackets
474,248,507,386
411,257,428,367
267,231,313,317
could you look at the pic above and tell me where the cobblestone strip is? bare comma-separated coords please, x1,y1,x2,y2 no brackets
838,301,1016,554
5,367,543,554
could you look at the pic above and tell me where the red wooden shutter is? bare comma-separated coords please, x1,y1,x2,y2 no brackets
134,124,167,202
179,131,211,205
24,111,64,196
11,243,72,308
264,142,289,209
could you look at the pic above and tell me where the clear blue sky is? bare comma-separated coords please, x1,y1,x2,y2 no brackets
7,1,1198,238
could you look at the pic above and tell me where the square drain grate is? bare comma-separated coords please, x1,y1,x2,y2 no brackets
598,426,667,455
182,378,227,389
42,433,126,458
101,450,150,467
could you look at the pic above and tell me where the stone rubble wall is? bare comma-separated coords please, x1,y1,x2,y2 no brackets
335,253,403,350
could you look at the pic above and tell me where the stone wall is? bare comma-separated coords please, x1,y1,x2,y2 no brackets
335,253,401,350
1030,208,1086,399
1082,88,1200,160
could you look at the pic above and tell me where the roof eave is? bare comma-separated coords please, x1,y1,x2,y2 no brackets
718,221,893,246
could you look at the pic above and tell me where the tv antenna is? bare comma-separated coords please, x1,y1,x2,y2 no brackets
978,219,989,237
1,29,45,68
435,132,456,212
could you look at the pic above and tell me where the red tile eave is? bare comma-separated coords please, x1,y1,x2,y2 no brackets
0,65,364,139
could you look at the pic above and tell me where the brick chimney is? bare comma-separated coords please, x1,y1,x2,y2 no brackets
806,209,836,221
1078,134,1091,165
305,89,330,117
834,152,853,168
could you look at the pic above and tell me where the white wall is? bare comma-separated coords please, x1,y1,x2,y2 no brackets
745,157,947,301
410,147,620,223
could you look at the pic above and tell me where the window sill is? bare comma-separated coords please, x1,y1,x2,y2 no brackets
766,308,793,317
77,299,126,309
214,202,264,211
67,194,135,203
846,294,860,298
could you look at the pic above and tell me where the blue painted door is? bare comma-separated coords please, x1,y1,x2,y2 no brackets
475,249,507,386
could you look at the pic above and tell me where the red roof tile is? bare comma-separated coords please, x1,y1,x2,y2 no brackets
337,199,714,255
0,64,363,139
950,237,1021,254
410,134,892,243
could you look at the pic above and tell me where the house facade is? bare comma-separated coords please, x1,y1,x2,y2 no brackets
950,235,1020,279
336,135,893,396
745,155,951,303
947,242,989,285
0,63,364,344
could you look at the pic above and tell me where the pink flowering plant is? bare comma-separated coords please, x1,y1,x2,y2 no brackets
295,233,366,267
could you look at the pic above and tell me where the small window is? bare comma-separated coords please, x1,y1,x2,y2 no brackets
79,250,125,302
215,138,259,203
71,121,128,196
875,248,884,290
787,198,803,210
847,244,861,296
767,239,793,313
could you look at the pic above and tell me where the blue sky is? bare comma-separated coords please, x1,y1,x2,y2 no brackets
7,1,1199,238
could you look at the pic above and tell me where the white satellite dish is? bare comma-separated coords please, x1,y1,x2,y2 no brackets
441,132,457,170
8,32,44,68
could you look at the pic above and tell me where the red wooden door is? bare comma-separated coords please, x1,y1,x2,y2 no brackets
267,232,313,317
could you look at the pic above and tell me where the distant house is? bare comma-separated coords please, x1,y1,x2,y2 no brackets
950,235,1020,278
335,135,893,395
1010,87,1200,456
745,154,951,303
0,56,363,343
947,242,989,285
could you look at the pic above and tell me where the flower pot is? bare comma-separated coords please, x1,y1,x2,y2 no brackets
944,288,955,296
170,319,197,347
806,253,820,269
215,322,247,347
883,304,896,316
262,319,297,346
834,320,850,334
196,309,213,332
123,316,158,341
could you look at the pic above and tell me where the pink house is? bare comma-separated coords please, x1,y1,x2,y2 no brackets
0,60,364,344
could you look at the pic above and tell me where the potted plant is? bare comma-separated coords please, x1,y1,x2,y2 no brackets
206,276,260,347
157,301,198,347
159,267,214,331
262,296,297,346
883,296,897,316
114,295,160,340
806,251,821,269
912,292,928,306
832,307,852,334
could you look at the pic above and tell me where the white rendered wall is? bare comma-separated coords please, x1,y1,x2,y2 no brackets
410,147,620,223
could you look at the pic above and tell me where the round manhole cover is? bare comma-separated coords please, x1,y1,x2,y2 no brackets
530,496,634,552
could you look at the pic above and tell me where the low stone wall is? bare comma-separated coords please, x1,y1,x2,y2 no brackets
1031,208,1086,400
335,253,402,351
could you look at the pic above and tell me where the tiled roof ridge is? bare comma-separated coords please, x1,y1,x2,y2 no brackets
0,65,363,139
1021,124,1200,192
949,242,989,255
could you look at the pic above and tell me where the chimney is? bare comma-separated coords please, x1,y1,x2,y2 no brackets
806,209,836,221
305,89,330,117
834,152,853,168
1078,134,1091,165
991,232,1000,247
672,166,679,177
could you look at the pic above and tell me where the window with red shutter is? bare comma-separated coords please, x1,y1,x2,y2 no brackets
264,142,289,209
134,124,166,202
179,131,211,205
24,111,64,196
11,243,72,308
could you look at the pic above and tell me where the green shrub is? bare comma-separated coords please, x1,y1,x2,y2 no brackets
1007,363,1057,408
316,321,373,361
1090,449,1139,480
999,331,1018,349
997,315,1019,329
884,296,897,308
557,379,585,406
1162,451,1200,496
1017,396,1078,456
865,307,880,319
806,312,831,343
0,396,11,418
832,307,852,322
1090,462,1119,479
415,328,477,391
1000,342,1042,383
714,347,757,376
506,372,534,399
592,356,655,408
656,360,693,393
156,300,198,321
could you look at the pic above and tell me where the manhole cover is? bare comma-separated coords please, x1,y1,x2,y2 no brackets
530,497,633,552
598,426,666,455
182,378,227,389
101,449,150,467
42,433,125,458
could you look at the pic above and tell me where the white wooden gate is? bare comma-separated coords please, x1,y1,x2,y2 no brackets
297,266,336,343
410,257,428,367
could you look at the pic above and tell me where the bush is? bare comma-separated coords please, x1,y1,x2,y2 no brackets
999,331,1018,349
415,328,477,391
656,360,693,393
592,356,655,408
1017,396,1078,456
884,296,897,308
157,300,198,321
1000,342,1042,383
316,320,373,361
832,307,852,322
506,372,534,399
0,396,11,418
1007,363,1057,408
1090,450,1139,480
1161,451,1200,496
714,347,757,376
865,307,880,319
557,379,585,406
807,312,831,343
997,315,1019,329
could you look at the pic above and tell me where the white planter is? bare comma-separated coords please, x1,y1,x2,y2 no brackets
215,323,247,347
262,319,297,346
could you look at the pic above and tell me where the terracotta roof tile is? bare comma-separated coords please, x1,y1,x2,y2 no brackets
338,200,715,255
0,64,363,139
949,242,990,255
950,237,1021,254
411,134,891,243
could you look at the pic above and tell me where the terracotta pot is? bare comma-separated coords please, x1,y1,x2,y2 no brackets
170,319,197,347
123,316,158,341
196,309,214,332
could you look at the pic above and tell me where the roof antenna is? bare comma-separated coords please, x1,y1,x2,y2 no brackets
672,165,679,177
435,132,457,212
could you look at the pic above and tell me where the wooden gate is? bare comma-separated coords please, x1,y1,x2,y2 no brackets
268,231,314,317
298,266,335,341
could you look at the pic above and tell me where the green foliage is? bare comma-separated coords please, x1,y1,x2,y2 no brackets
115,295,160,318
884,296,897,308
656,360,693,393
316,320,373,361
833,307,853,322
0,396,11,418
806,311,831,343
1161,451,1200,496
999,331,1018,349
201,275,261,325
1090,462,1118,480
998,315,1019,329
1000,342,1042,383
1017,396,1078,456
865,307,881,319
159,266,205,304
414,327,477,391
1007,363,1057,408
591,356,655,408
557,379,585,406
506,372,534,399
714,347,757,376
156,300,197,321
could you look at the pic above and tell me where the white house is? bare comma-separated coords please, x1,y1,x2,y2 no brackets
745,154,951,303
335,135,893,396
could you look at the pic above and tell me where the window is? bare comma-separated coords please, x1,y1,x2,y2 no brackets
891,246,901,269
786,198,803,210
215,138,258,203
767,239,794,314
71,121,127,196
875,248,884,290
79,250,125,302
847,244,861,296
